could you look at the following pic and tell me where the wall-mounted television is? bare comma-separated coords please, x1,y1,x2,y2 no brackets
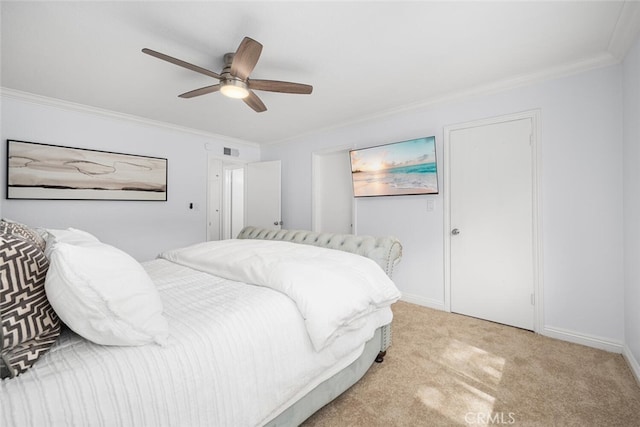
349,136,438,197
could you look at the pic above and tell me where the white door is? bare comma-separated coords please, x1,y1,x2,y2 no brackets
312,150,353,234
246,160,282,230
447,116,535,330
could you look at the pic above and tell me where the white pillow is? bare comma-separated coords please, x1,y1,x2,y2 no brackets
44,228,100,257
45,241,169,346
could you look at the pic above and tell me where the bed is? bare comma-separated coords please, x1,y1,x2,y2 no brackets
1,224,402,426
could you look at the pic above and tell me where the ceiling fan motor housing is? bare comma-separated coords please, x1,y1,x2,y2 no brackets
219,52,250,98
220,78,249,98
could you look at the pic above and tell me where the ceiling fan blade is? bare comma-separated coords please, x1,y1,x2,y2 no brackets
249,79,313,94
142,48,221,80
243,90,267,113
178,84,221,99
230,37,263,80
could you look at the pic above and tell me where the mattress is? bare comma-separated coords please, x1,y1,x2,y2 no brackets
1,258,391,426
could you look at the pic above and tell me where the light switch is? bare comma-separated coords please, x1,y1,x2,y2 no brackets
426,199,434,211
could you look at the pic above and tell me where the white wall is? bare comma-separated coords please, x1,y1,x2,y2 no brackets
623,35,640,377
262,65,625,348
0,93,260,261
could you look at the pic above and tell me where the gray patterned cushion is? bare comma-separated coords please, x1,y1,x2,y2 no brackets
1,230,61,379
0,219,46,252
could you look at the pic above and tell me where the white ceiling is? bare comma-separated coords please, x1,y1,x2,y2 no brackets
2,1,639,145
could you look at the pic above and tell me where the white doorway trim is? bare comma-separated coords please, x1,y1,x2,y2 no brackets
207,154,248,241
222,162,246,239
443,110,544,332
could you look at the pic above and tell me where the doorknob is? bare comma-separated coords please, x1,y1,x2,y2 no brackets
451,228,460,235
274,221,283,226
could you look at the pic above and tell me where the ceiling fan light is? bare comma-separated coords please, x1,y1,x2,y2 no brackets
220,80,249,99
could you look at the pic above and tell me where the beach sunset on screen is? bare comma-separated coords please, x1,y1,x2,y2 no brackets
349,137,438,197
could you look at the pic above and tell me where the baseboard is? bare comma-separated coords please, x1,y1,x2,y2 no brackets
399,293,445,311
542,326,624,353
623,345,640,387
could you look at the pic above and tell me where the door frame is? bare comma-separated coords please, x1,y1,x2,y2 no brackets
207,154,247,241
443,110,544,332
222,162,247,239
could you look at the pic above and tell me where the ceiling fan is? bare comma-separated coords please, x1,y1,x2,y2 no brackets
142,37,313,113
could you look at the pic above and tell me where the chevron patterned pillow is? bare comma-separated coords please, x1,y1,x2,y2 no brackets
0,230,61,379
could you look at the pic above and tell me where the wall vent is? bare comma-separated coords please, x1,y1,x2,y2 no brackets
224,147,240,157
223,147,239,157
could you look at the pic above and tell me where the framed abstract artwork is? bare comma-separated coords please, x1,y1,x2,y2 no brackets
6,140,167,201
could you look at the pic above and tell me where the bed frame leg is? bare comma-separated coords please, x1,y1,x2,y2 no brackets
375,351,386,363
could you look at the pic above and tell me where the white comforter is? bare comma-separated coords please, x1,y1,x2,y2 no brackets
1,245,397,427
159,239,401,351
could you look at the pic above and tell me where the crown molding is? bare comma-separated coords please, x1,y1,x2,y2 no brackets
608,1,640,61
267,51,619,147
0,87,260,149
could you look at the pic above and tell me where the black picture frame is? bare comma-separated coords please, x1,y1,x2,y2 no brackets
6,140,168,201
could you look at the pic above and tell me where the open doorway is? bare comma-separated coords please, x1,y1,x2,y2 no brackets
312,149,353,234
208,156,246,241
208,157,283,240
222,163,245,239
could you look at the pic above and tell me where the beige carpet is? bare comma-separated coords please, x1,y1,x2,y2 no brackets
303,301,640,427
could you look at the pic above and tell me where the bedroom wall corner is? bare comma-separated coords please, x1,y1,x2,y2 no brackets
0,93,260,261
622,34,640,382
